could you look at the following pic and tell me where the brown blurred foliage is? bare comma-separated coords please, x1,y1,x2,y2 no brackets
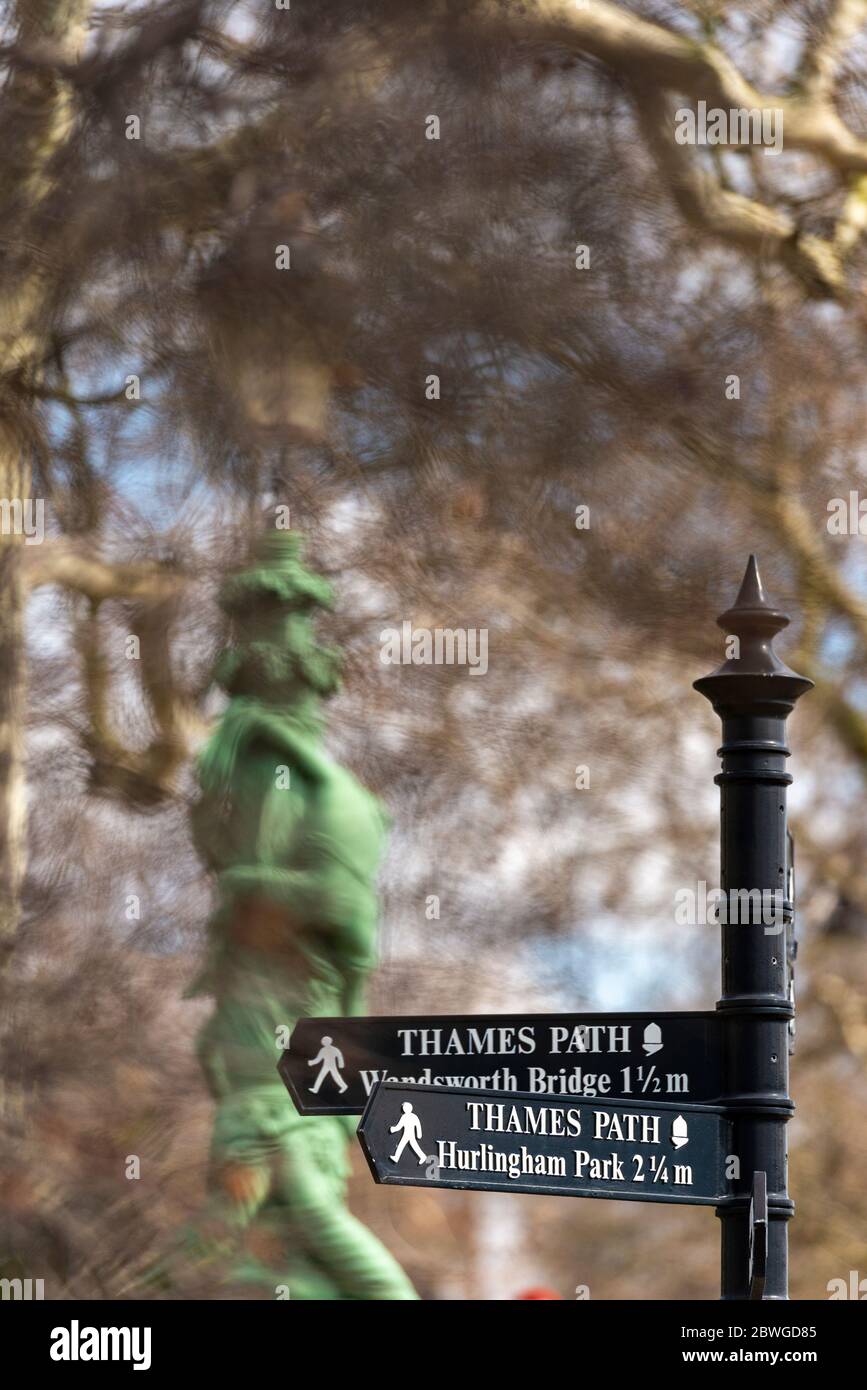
0,0,866,1298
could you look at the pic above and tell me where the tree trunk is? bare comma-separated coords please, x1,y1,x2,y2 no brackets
0,0,90,963
0,445,29,965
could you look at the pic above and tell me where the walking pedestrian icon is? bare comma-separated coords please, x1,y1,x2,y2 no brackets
308,1035,348,1094
389,1102,428,1165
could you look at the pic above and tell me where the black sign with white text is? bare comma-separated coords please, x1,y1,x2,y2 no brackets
279,1011,723,1114
358,1083,732,1206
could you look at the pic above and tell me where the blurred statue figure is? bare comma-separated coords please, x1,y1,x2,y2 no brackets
180,531,416,1299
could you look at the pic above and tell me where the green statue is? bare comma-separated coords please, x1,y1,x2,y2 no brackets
179,531,417,1300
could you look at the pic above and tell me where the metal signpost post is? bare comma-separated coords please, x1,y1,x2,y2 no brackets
278,558,810,1301
694,556,812,1300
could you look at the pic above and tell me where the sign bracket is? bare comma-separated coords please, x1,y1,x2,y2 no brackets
748,1171,768,1301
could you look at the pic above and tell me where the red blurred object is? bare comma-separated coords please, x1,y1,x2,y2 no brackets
516,1287,562,1300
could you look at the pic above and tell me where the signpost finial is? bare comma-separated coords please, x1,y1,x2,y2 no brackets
731,553,766,609
694,556,813,700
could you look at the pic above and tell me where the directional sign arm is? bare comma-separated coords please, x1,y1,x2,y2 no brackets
279,1011,724,1115
359,1082,732,1209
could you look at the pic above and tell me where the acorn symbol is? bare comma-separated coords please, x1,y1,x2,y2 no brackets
642,1022,663,1055
671,1115,689,1149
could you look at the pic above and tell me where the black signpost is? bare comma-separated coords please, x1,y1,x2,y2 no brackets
694,556,811,1301
278,557,809,1301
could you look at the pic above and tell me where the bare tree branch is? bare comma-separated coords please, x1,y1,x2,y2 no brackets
635,84,847,296
530,0,867,170
22,543,181,602
799,0,867,101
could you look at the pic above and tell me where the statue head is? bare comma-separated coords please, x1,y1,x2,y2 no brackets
214,532,341,708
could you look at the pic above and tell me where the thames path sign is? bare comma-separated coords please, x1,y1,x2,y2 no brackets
280,1011,723,1114
358,1084,733,1207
